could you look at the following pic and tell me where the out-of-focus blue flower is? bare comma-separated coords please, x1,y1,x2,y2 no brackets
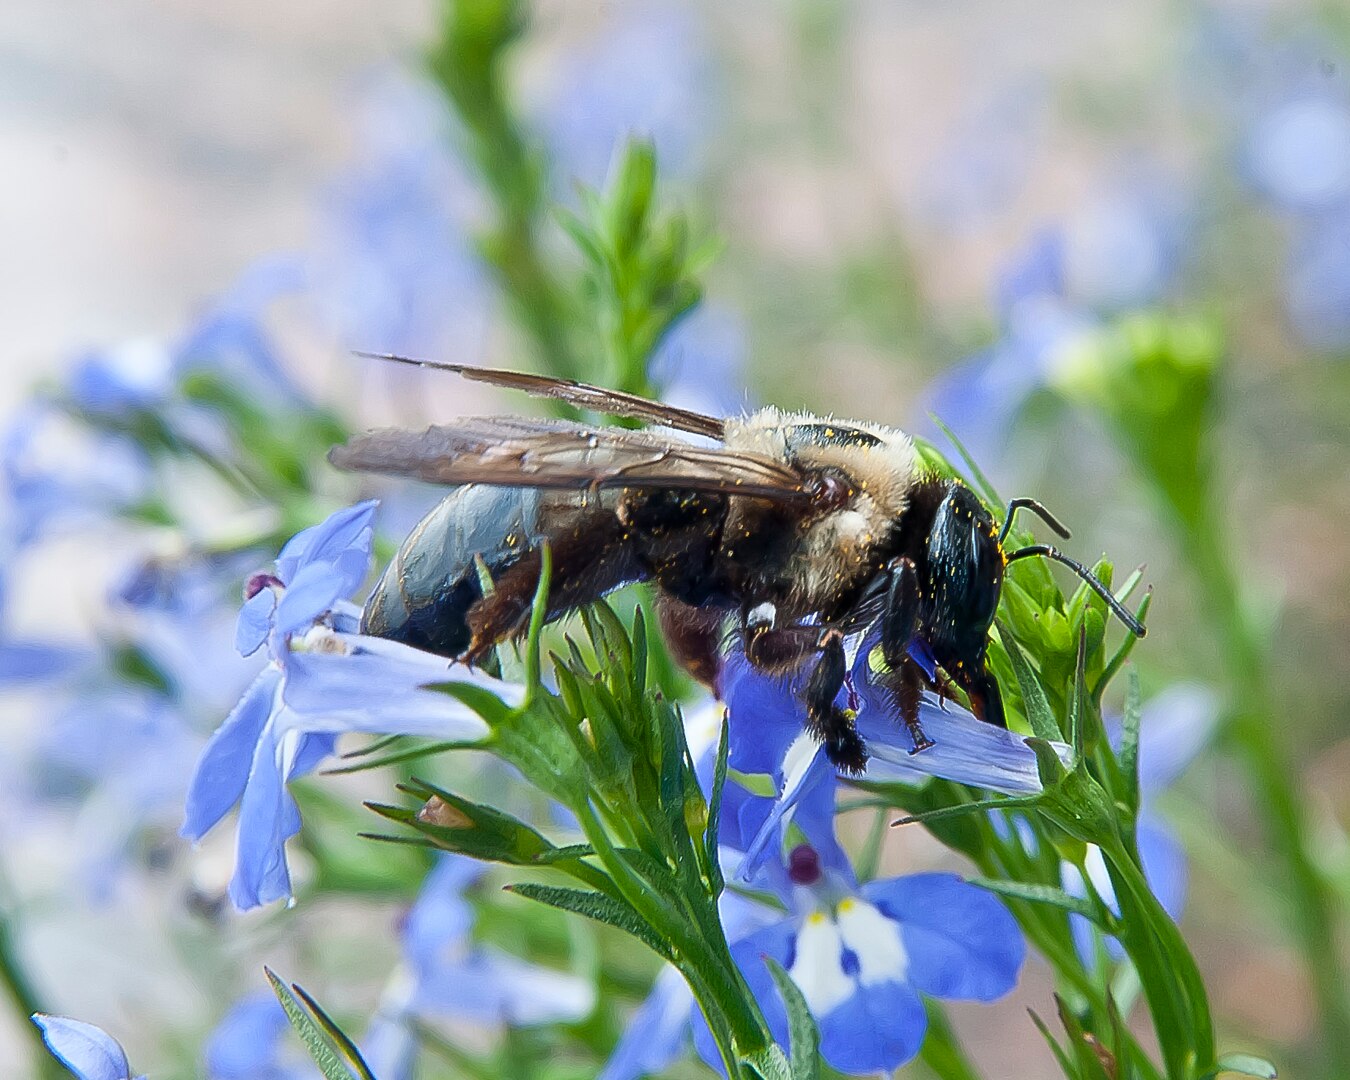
203,993,310,1080
916,83,1042,230
184,503,516,909
1285,208,1350,349
539,2,714,190
363,856,596,1079
311,76,489,360
1245,96,1350,211
1,403,151,547
1063,683,1220,961
32,1014,143,1080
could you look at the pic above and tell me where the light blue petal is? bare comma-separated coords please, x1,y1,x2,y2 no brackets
1138,813,1188,921
693,921,797,1073
182,667,280,841
404,856,484,972
1136,683,1220,797
32,1015,135,1080
287,732,337,781
864,873,1025,1001
856,691,1066,796
415,950,595,1026
227,722,296,909
275,501,377,584
599,966,694,1080
816,978,927,1075
359,1015,416,1080
272,561,344,638
203,992,289,1079
280,634,508,741
722,651,804,776
235,591,275,657
0,641,90,681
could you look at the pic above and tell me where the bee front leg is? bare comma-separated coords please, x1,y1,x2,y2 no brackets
804,630,868,774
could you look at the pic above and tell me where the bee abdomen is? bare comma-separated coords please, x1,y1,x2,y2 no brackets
362,486,543,658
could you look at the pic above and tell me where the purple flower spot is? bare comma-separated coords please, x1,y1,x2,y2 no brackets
787,844,821,886
243,572,283,601
840,945,860,977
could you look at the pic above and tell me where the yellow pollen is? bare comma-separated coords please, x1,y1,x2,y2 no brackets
837,898,857,914
807,911,828,926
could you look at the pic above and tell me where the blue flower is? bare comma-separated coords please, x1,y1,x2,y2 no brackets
362,856,596,1079
183,503,519,909
719,643,1067,886
203,993,310,1080
705,856,1024,1075
32,1014,143,1080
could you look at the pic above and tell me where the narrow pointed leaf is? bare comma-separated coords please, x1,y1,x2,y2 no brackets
705,712,731,895
970,878,1104,923
1119,667,1143,812
765,957,820,1080
506,883,673,961
998,621,1061,741
291,983,377,1080
1201,1053,1278,1079
265,968,357,1080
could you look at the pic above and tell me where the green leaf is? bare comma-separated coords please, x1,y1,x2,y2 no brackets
289,983,378,1080
970,878,1104,923
704,710,730,895
265,968,359,1080
764,958,820,1080
891,793,1042,829
1027,1008,1077,1080
926,414,1003,507
997,621,1062,741
506,883,673,962
1201,1053,1278,1079
738,1045,793,1080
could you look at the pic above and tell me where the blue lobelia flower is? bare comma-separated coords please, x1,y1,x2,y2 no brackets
704,846,1024,1076
362,856,597,1080
604,688,1026,1078
1062,682,1220,962
32,1014,144,1080
720,641,1066,887
203,992,311,1080
183,502,521,909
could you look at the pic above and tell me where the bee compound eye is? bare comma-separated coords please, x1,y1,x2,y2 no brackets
809,471,852,511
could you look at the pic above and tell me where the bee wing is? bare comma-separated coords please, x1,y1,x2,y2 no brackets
358,353,728,439
329,417,812,502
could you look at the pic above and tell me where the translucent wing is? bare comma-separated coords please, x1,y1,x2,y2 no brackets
358,353,728,439
329,416,811,502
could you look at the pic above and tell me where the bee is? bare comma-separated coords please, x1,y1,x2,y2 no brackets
329,357,1144,772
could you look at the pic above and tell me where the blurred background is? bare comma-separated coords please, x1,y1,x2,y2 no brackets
3,0,1350,1076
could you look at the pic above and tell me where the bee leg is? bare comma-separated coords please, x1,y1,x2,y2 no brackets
805,629,868,774
655,593,727,690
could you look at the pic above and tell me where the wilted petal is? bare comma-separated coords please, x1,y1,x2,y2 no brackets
32,1015,138,1080
183,667,281,841
865,873,1024,1001
599,966,694,1080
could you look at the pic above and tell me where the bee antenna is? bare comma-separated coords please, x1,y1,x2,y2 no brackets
998,497,1072,545
1005,544,1147,638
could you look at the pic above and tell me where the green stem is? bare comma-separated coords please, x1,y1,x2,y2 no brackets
1181,511,1350,1063
919,1000,983,1080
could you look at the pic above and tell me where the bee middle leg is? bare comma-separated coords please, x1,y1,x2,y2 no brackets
878,555,935,752
741,607,867,773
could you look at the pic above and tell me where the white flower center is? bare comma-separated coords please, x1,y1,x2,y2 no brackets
788,912,854,1015
836,897,908,986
